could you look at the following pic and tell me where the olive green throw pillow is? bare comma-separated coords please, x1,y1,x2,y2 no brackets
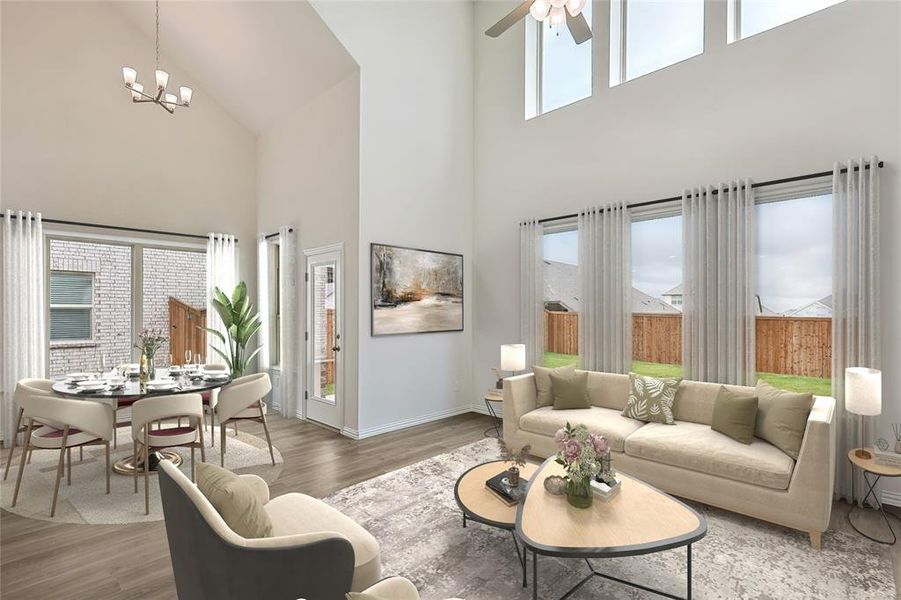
196,462,273,539
711,386,759,444
550,370,590,410
533,364,576,407
754,380,814,460
622,373,682,424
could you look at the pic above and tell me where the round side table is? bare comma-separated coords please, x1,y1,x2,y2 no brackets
483,391,503,438
847,447,901,545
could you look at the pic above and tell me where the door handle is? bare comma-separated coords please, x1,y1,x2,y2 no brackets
332,346,341,352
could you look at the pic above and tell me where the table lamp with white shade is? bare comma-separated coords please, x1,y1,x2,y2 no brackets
496,344,526,389
845,367,882,460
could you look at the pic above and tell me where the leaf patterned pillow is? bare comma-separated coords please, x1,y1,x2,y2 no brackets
621,373,682,425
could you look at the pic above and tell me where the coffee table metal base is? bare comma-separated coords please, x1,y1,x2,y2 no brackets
532,544,693,600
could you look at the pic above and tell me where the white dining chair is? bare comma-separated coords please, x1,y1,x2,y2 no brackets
4,379,58,481
131,394,205,515
11,391,114,517
214,373,275,468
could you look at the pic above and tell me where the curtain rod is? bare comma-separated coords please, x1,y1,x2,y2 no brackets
0,214,226,242
535,160,885,225
264,228,294,240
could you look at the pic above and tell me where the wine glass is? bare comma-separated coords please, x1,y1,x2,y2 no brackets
185,350,192,367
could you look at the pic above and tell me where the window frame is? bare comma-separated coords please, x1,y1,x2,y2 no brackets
728,0,846,43
49,270,95,342
609,0,706,87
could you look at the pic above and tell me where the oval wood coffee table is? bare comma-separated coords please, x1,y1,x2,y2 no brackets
454,460,540,587
516,458,707,600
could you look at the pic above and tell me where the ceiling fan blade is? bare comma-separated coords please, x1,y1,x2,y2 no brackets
485,0,534,38
566,11,592,45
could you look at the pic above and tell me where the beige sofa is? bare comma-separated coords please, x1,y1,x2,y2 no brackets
503,370,836,548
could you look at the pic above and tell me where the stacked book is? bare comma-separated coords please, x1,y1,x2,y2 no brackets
874,449,901,468
485,471,526,506
590,477,621,502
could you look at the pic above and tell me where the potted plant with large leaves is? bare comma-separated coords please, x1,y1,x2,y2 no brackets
203,281,263,378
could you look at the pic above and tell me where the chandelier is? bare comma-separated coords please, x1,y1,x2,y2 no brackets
529,0,588,28
121,0,192,114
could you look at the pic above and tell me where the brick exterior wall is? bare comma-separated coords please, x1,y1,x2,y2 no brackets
49,239,132,376
48,241,206,375
142,247,206,366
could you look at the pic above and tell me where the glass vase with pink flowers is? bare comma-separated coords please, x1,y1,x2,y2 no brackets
554,422,609,509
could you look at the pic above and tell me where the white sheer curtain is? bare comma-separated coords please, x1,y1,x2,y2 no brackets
1,211,46,443
277,226,299,418
832,157,881,503
520,219,544,368
682,181,756,385
257,235,271,373
206,233,238,365
578,202,631,373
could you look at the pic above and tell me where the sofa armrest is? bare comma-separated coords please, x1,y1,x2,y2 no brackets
789,395,836,531
359,576,421,600
239,473,270,506
243,530,349,550
503,373,537,440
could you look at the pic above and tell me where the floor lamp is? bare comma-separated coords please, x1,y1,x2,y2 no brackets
846,367,882,460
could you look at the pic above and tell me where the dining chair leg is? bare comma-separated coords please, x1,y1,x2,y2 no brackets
220,421,226,467
198,420,206,463
12,419,35,507
27,448,33,464
113,420,118,450
4,407,24,480
79,446,83,462
51,426,70,517
191,446,196,482
66,447,72,486
234,421,239,436
105,442,110,494
133,439,139,494
259,402,275,467
144,431,150,516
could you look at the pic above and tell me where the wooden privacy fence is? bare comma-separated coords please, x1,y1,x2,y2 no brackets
544,311,832,378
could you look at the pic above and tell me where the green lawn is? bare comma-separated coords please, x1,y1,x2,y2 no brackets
543,353,831,396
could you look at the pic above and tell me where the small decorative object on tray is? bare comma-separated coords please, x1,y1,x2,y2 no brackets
497,439,531,487
554,422,608,509
591,472,621,502
485,471,527,506
544,475,566,495
893,424,901,453
875,437,890,452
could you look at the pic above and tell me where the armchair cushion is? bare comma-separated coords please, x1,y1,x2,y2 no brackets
196,462,273,539
349,576,420,600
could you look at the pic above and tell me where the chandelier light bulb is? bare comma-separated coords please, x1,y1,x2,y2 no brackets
155,69,170,91
164,93,178,105
122,66,137,87
565,0,587,17
549,6,566,27
530,0,551,21
179,86,193,106
131,82,144,100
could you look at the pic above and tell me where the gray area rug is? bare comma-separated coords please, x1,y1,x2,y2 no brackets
0,425,282,524
326,438,895,600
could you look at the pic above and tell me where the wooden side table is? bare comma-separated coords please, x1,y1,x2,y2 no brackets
847,447,901,545
484,390,503,438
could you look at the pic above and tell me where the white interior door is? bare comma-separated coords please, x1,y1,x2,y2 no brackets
305,245,343,429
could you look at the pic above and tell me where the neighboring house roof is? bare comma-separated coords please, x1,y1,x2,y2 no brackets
543,260,680,315
758,303,779,316
662,284,683,296
786,295,833,317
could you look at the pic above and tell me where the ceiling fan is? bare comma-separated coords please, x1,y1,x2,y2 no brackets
485,0,591,45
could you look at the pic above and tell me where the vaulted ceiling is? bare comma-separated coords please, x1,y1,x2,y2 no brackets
114,1,358,135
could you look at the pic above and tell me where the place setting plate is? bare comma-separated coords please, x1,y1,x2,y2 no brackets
146,379,179,392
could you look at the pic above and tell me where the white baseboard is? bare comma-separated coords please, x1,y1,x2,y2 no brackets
881,490,901,507
349,405,474,440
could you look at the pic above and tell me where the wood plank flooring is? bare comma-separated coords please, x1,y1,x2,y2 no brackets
0,412,493,600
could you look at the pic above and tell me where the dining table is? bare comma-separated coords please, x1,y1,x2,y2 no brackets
52,370,233,475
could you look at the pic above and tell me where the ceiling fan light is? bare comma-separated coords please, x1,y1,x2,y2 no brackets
548,6,566,27
179,86,193,106
530,0,551,21
565,0,587,17
549,0,566,8
155,69,169,91
131,82,144,100
122,66,137,87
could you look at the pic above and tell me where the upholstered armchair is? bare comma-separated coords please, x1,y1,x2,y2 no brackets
157,460,381,599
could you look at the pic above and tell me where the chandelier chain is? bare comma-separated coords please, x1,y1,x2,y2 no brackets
155,0,160,69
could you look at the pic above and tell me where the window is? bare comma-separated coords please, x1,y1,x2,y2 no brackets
755,193,832,395
50,271,94,341
610,0,704,86
631,213,683,377
729,0,844,42
542,228,579,367
526,2,592,118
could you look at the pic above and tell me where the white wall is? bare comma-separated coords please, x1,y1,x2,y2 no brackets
1,1,258,287
313,1,475,438
257,71,361,431
473,0,900,491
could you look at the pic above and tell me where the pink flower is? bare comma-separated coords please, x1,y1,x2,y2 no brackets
554,428,569,448
563,439,582,463
589,433,609,455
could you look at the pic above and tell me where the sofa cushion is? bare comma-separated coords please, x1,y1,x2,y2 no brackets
265,492,381,592
622,373,681,424
711,386,758,444
533,364,576,407
550,370,590,409
196,462,273,539
672,379,757,426
585,371,630,410
519,406,644,452
624,421,795,490
755,380,814,460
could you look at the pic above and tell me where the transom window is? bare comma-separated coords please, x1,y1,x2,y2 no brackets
610,0,705,86
729,0,845,42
